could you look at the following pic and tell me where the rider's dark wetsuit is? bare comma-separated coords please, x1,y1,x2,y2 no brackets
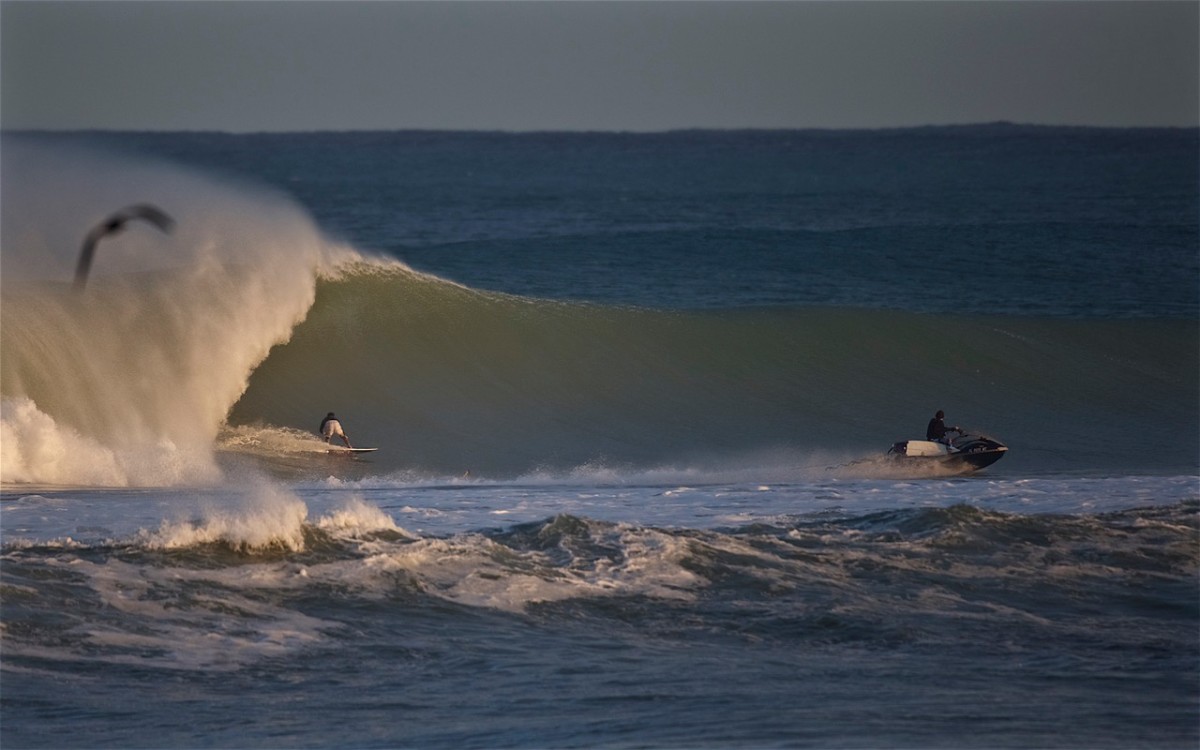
927,411,958,443
926,417,948,441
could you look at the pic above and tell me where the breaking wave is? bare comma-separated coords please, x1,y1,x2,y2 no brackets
3,139,1196,486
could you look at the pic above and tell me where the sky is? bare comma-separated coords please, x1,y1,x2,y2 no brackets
1,1,1196,132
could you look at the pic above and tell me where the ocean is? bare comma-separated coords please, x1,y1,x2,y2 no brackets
1,127,1197,749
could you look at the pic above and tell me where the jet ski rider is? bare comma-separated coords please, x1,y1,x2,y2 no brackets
926,410,960,445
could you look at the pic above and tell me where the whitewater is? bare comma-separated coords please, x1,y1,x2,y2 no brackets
1,128,1197,749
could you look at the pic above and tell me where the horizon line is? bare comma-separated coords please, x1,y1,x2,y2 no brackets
5,121,1199,137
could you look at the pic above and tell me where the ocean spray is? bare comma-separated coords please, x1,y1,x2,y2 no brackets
0,139,354,485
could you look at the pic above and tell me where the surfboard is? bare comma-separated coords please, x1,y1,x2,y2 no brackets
326,447,378,455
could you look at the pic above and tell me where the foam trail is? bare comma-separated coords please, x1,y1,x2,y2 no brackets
0,138,357,485
140,480,309,552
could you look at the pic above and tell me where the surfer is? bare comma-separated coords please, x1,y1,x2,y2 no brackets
926,410,960,444
319,412,353,448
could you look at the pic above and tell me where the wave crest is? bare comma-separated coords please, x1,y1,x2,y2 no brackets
0,139,364,485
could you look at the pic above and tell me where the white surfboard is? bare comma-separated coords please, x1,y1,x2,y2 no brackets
326,447,378,455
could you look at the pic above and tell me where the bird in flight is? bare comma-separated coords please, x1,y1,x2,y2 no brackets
74,204,174,292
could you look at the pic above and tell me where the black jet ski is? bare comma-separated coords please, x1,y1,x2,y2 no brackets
887,430,1008,472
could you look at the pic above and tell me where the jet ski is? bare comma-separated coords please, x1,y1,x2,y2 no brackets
887,430,1008,472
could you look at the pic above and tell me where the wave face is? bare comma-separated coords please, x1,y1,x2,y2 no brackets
229,264,1198,478
0,140,349,485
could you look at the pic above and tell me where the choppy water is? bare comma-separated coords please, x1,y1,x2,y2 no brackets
2,127,1197,748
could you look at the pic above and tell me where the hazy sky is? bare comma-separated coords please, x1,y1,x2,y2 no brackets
2,1,1196,132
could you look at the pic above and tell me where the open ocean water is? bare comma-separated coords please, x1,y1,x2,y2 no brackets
1,127,1197,748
